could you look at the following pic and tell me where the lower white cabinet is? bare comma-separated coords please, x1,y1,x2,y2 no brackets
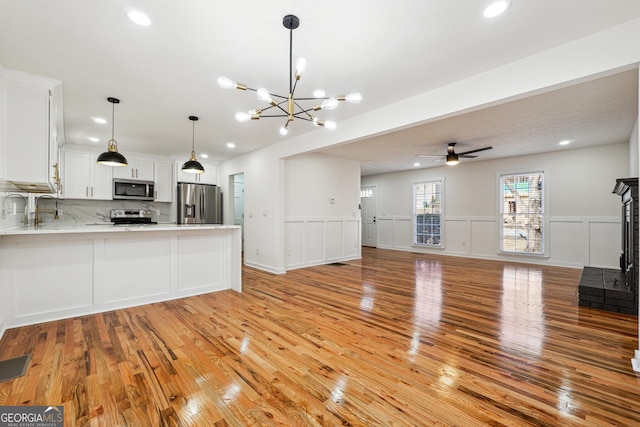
0,226,242,329
62,151,112,200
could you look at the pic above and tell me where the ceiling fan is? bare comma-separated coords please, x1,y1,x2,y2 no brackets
418,142,493,165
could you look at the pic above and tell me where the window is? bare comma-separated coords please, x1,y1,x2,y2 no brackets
500,171,545,255
413,180,443,247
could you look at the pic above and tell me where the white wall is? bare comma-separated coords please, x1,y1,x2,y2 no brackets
284,153,361,269
362,143,626,268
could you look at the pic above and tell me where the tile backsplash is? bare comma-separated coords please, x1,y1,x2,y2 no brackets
0,193,175,229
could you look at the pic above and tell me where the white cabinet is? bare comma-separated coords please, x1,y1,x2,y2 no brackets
114,158,154,181
1,68,63,193
154,161,174,202
61,151,113,200
176,162,217,185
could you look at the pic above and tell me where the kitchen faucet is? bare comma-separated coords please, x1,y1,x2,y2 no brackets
1,193,28,223
34,194,59,226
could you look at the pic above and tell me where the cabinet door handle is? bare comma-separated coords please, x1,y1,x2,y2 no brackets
91,187,94,197
86,186,89,197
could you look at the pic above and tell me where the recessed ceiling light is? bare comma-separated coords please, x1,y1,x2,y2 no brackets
313,89,326,98
93,117,107,124
88,137,99,142
413,162,421,167
126,9,151,26
226,142,236,149
483,0,511,18
559,139,573,146
199,153,209,159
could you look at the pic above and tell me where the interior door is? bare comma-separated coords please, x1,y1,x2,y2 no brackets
361,186,378,247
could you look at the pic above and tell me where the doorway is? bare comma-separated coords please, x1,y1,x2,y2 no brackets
361,185,377,247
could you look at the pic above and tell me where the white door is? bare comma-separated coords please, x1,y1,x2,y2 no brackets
361,186,377,247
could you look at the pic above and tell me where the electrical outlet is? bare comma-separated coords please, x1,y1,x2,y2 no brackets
461,240,466,247
256,248,259,255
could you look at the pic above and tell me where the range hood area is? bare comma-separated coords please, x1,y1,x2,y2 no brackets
0,179,57,194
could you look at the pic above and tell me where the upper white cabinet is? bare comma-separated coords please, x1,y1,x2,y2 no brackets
61,151,113,200
154,161,174,202
176,161,218,185
113,158,154,181
0,68,64,193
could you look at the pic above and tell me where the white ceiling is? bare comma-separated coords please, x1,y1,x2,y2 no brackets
1,1,639,174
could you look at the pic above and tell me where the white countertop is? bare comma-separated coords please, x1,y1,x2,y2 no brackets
0,222,240,236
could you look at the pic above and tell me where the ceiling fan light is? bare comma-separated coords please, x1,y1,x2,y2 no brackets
446,153,459,165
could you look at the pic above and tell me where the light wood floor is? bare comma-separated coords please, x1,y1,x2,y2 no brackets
0,247,639,426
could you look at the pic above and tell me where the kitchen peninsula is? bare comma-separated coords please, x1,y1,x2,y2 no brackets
0,223,241,336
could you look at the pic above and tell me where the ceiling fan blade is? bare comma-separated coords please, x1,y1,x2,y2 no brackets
457,146,493,156
459,154,478,158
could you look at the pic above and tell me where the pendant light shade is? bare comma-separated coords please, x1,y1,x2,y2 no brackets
97,97,128,167
181,116,205,174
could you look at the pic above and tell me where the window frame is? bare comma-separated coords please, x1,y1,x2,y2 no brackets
498,169,549,257
412,178,444,249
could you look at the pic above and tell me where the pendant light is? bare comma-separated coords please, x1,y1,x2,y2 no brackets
181,116,205,174
97,97,128,167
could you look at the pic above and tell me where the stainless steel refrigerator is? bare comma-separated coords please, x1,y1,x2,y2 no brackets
177,182,222,224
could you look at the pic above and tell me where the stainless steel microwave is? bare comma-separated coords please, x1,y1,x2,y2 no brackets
112,178,155,201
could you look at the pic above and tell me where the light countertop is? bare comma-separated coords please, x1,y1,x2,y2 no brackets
0,222,240,236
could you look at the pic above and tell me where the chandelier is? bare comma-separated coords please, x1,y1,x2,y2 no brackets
217,14,362,136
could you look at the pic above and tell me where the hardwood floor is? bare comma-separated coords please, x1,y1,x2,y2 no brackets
0,247,639,426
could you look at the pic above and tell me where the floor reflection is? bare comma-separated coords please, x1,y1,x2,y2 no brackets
413,258,443,328
500,265,544,355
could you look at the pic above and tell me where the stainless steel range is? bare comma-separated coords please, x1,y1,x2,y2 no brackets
110,209,157,225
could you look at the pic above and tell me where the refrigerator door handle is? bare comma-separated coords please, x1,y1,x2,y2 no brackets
200,189,205,220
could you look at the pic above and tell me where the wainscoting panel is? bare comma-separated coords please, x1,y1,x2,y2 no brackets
549,220,584,266
369,215,619,269
305,221,325,265
285,217,362,270
444,219,468,255
470,218,499,258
